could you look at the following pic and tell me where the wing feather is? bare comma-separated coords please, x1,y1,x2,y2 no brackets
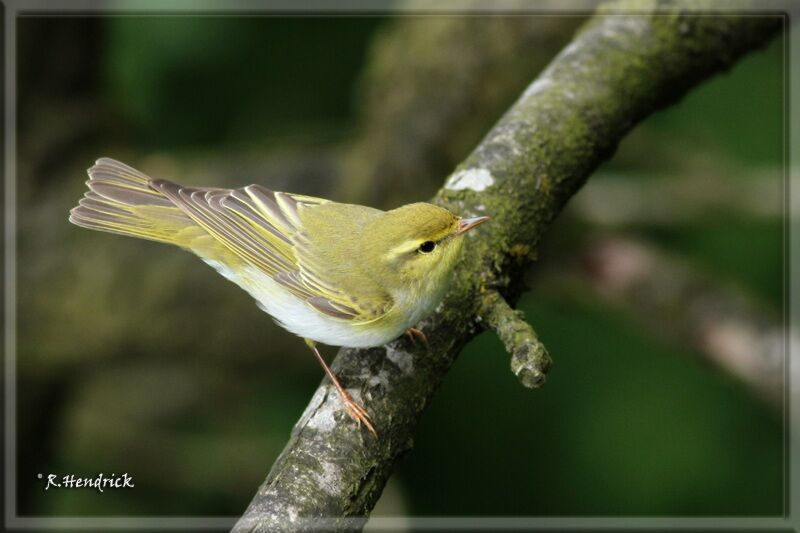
70,158,392,324
150,176,390,323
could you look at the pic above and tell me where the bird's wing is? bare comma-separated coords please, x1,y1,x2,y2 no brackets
151,179,391,323
70,158,390,323
150,179,307,280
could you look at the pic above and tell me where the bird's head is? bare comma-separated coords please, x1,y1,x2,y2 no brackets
364,203,489,295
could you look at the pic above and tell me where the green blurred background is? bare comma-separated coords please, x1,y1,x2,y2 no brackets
16,13,783,523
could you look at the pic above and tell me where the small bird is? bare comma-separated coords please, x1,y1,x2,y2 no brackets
69,158,489,435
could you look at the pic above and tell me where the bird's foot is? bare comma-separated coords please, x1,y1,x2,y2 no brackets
338,389,377,437
405,327,429,348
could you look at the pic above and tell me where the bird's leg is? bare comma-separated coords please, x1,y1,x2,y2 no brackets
405,327,428,348
304,339,377,436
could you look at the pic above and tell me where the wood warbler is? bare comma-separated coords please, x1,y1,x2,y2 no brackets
69,158,489,435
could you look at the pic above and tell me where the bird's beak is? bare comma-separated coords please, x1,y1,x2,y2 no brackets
456,216,491,235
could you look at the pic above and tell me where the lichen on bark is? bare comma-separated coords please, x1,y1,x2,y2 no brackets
479,289,552,388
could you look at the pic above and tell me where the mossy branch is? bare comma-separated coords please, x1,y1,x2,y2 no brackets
338,2,587,207
479,290,551,388
233,4,782,532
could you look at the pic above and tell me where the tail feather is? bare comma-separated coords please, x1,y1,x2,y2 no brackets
69,158,200,246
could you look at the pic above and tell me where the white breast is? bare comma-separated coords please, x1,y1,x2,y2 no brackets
203,261,404,347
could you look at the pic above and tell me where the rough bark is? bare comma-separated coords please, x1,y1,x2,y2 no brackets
233,3,782,531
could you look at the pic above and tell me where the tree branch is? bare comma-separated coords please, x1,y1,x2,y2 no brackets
573,235,786,409
478,290,552,388
571,170,783,228
233,4,782,531
338,2,587,207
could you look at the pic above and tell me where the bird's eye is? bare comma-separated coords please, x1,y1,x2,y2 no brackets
418,241,436,254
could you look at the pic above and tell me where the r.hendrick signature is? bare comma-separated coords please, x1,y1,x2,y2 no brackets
38,472,134,492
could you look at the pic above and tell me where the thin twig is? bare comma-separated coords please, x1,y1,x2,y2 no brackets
479,290,551,388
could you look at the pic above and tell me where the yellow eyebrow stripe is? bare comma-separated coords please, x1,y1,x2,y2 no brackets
383,239,425,262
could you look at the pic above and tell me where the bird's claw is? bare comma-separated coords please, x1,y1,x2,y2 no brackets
405,327,429,348
339,390,377,436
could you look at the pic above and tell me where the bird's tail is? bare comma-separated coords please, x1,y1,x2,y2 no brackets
69,158,200,247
